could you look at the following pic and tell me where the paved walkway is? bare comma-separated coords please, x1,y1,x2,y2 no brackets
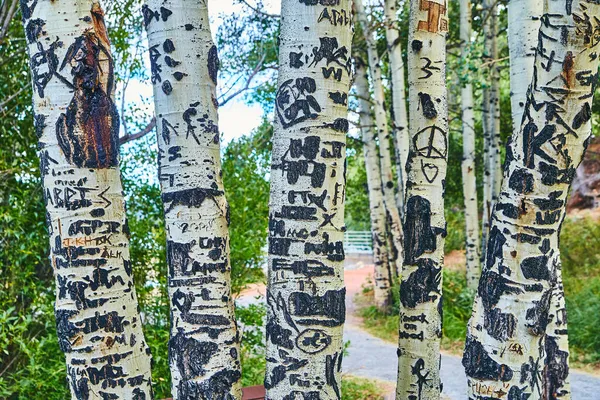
236,261,600,399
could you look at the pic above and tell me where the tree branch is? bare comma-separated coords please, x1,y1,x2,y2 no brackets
119,117,156,146
238,0,280,18
218,52,267,107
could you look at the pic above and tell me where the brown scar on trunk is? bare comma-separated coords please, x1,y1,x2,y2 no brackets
91,2,111,48
562,51,574,89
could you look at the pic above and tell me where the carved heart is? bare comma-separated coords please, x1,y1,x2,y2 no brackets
422,162,439,183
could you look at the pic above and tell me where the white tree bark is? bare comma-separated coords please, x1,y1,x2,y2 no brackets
481,0,502,267
396,0,448,398
507,0,543,137
22,1,153,398
355,56,393,310
356,0,405,279
507,0,571,394
463,1,600,397
143,1,241,398
265,0,352,398
384,0,410,214
459,0,481,290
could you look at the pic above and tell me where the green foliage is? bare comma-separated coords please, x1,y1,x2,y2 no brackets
445,209,467,253
345,139,371,231
222,120,272,293
237,303,268,387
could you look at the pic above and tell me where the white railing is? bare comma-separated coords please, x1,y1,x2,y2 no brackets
344,231,373,254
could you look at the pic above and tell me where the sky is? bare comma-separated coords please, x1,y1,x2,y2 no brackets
124,1,280,144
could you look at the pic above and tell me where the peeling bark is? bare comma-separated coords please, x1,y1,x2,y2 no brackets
143,1,241,398
23,1,153,398
355,0,405,279
395,0,448,398
464,1,600,397
355,56,393,310
265,1,353,398
384,0,410,214
459,0,481,290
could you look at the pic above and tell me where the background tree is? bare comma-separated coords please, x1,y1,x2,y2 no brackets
384,0,410,214
459,0,481,289
463,1,600,397
396,0,449,397
356,0,404,278
355,55,393,309
264,0,353,397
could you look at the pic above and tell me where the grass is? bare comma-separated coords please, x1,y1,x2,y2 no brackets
356,213,600,369
341,375,388,400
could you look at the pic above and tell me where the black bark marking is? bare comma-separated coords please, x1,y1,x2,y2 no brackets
162,188,223,213
525,289,552,336
462,336,514,381
404,196,443,264
483,308,517,341
276,77,321,128
172,289,231,326
169,330,218,380
295,329,332,354
208,45,219,85
542,336,569,399
572,102,591,129
509,169,535,194
400,258,441,308
325,352,341,399
479,270,523,311
418,92,438,119
288,289,346,327
523,123,556,169
266,320,295,350
25,18,44,43
329,91,347,105
521,256,550,281
411,39,423,52
178,368,241,399
167,240,227,277
304,232,344,261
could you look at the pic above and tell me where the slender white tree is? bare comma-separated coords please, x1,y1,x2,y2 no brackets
265,0,352,398
463,1,600,397
507,0,571,394
143,1,241,398
21,1,153,398
356,0,404,278
355,55,393,310
396,0,448,398
459,0,481,290
384,0,410,213
481,0,502,266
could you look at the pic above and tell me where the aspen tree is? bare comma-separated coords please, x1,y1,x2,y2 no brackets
459,0,481,290
21,1,153,398
507,0,571,394
481,0,502,266
142,1,241,398
384,0,410,213
463,1,600,397
264,0,353,398
355,55,393,309
396,0,448,397
355,0,404,278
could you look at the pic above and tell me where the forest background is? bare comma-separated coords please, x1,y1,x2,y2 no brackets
1,0,600,398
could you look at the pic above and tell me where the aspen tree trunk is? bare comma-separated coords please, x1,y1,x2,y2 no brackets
355,56,393,310
142,1,241,398
507,0,571,394
21,1,153,398
384,0,410,214
481,0,502,267
396,0,448,397
459,0,481,290
356,0,405,278
265,0,352,398
463,1,600,397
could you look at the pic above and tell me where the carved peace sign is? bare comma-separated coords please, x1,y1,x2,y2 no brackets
413,125,448,159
